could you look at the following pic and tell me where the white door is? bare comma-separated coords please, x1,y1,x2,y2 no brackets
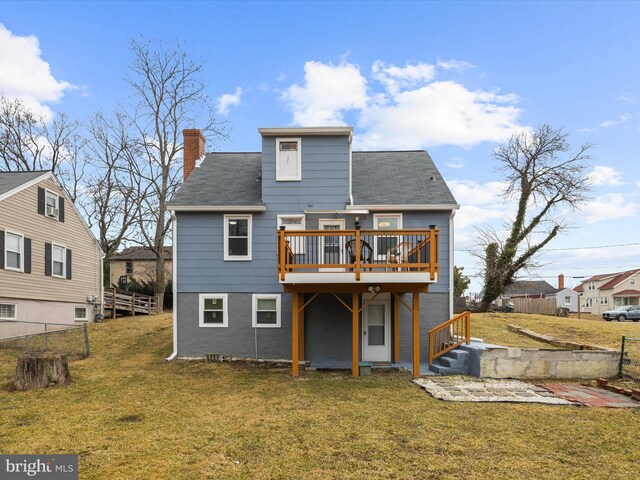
362,300,391,362
319,219,345,272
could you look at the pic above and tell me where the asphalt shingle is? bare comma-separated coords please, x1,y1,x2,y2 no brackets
0,171,50,198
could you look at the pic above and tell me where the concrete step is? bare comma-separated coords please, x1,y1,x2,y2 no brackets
428,364,452,375
446,350,470,361
438,356,467,369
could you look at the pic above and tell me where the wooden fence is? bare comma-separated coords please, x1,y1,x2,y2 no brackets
511,297,558,316
103,287,159,318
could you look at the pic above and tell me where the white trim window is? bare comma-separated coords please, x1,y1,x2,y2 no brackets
252,294,281,328
564,296,571,305
0,303,16,320
277,214,306,254
52,244,66,278
373,213,403,259
587,282,596,291
224,215,252,260
630,278,636,286
600,297,608,305
585,298,593,308
199,294,229,327
276,138,301,181
5,231,24,272
74,307,87,320
45,189,60,219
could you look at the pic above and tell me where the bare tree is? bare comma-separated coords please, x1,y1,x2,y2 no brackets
0,95,85,197
82,111,141,262
478,124,592,311
124,39,227,307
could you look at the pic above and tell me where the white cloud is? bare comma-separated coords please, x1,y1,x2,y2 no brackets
619,93,634,104
587,165,624,186
448,179,507,206
436,58,475,72
455,204,507,229
583,193,638,224
281,59,523,149
447,156,465,169
281,61,368,125
600,114,631,128
216,87,242,116
0,24,74,119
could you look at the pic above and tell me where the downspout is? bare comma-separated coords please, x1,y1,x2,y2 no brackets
348,131,354,206
166,210,178,361
449,209,456,320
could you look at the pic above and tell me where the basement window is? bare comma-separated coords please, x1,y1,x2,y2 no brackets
75,307,87,320
199,294,228,328
0,304,16,320
252,294,281,328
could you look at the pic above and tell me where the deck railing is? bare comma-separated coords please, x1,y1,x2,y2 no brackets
104,287,159,318
277,226,439,281
428,311,471,363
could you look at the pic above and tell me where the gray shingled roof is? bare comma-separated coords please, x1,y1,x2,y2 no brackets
169,153,262,207
503,280,559,296
352,151,457,205
0,171,50,198
169,150,457,207
111,246,172,261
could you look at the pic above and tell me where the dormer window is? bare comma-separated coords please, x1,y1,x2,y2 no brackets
276,138,301,181
45,190,60,219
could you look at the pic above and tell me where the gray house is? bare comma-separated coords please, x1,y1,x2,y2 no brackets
167,126,460,377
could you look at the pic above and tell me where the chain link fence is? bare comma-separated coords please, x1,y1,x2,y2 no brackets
0,321,90,384
619,336,640,383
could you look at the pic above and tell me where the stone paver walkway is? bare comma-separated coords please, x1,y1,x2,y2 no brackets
413,377,578,405
543,384,640,408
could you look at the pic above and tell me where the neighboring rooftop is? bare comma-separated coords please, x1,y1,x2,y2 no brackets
503,280,559,297
0,170,50,198
111,246,172,261
574,269,640,292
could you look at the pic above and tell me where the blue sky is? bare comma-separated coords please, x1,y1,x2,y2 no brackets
1,1,639,292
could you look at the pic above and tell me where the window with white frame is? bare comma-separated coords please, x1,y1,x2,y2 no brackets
0,303,16,319
276,138,301,181
5,231,23,271
252,294,281,327
52,244,66,278
45,189,60,218
277,215,306,254
199,294,228,327
587,282,596,291
564,296,571,305
630,278,636,286
224,215,252,260
585,298,593,308
75,307,87,320
373,214,402,259
600,297,608,305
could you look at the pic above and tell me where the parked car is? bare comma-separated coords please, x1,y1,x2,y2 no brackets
602,305,640,322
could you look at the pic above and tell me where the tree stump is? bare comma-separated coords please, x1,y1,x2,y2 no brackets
13,352,72,391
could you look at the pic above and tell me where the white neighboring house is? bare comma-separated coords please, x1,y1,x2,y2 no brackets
575,269,640,315
550,288,580,313
0,171,104,338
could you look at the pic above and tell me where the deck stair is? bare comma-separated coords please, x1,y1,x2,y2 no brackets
103,287,160,318
428,347,471,375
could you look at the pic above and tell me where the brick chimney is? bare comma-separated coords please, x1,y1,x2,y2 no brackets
558,274,565,289
183,129,206,181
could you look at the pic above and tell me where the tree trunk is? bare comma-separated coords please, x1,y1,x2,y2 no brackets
13,353,72,391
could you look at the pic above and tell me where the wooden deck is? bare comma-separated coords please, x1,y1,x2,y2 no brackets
103,287,160,318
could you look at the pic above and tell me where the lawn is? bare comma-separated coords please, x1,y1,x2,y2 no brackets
1,313,639,479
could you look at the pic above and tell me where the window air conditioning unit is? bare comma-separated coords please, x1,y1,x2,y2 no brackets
46,205,59,217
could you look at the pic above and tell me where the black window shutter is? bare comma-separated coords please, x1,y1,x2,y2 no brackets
59,197,65,222
24,237,32,274
0,230,4,269
44,242,52,276
66,248,72,280
37,187,45,215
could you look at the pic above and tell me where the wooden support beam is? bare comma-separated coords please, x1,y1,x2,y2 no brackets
299,293,305,361
392,292,413,313
393,296,400,363
331,293,353,313
292,292,299,377
299,292,320,312
412,292,420,378
352,293,359,377
358,291,380,313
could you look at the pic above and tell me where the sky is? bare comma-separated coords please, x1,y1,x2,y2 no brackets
1,1,639,293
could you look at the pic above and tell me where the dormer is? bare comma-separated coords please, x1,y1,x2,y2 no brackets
259,127,353,210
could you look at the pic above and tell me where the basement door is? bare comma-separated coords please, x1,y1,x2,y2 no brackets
362,299,391,362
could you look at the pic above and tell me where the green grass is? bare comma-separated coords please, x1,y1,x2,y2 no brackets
1,313,639,479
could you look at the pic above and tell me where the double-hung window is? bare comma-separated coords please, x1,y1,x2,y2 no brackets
5,231,24,271
199,294,228,327
52,244,66,278
252,294,281,328
224,215,252,260
45,190,59,218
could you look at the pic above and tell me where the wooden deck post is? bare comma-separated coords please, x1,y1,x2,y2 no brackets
292,292,299,377
299,293,305,361
352,293,359,377
112,287,117,319
393,296,400,363
132,292,136,317
412,292,420,378
278,227,286,281
354,224,361,281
